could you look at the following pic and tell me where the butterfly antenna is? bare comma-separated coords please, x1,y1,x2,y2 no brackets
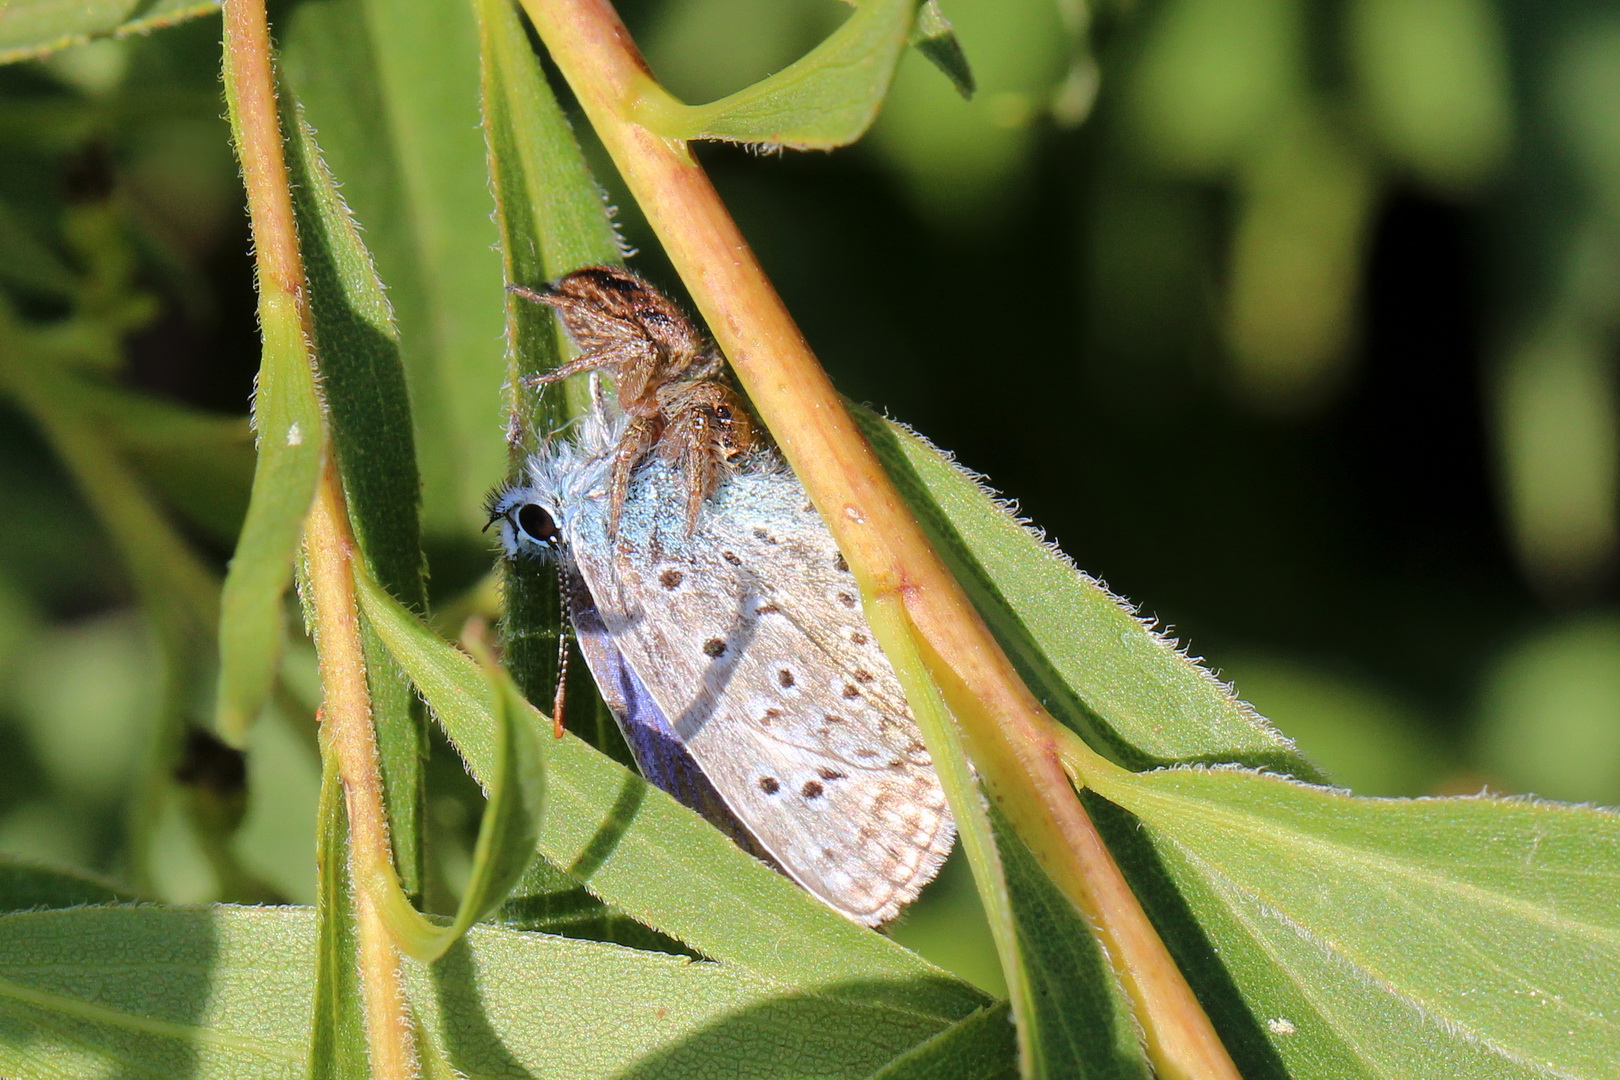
550,566,570,740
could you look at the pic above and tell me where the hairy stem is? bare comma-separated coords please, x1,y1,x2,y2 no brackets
220,0,415,1072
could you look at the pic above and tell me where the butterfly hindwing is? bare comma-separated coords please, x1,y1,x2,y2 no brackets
565,460,955,926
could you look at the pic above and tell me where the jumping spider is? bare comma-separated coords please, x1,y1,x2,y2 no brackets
511,265,764,533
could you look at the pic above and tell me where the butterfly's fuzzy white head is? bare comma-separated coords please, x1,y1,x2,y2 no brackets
488,402,625,559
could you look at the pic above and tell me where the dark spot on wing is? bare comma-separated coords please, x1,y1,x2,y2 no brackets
855,748,879,758
817,767,845,781
834,552,850,573
755,602,780,616
853,669,874,683
703,638,727,658
848,631,868,646
758,776,780,794
842,684,860,699
801,780,824,799
659,569,683,589
837,591,857,608
760,707,783,723
777,669,795,688
722,550,742,565
824,714,845,725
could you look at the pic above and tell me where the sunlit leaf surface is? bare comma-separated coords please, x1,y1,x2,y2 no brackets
1089,765,1620,1079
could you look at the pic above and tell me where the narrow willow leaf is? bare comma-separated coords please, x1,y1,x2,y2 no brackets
281,99,428,894
856,409,1320,778
628,0,917,150
0,858,133,913
310,749,367,1078
870,1002,1016,1080
908,0,975,99
281,0,508,536
988,806,1148,1080
0,0,217,65
434,644,544,944
0,905,982,1079
475,0,628,759
1086,765,1620,1079
354,572,987,1022
357,594,544,963
475,0,621,403
212,289,324,746
281,107,424,614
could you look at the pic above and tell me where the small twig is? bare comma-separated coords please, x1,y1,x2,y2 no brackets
520,2,1240,1076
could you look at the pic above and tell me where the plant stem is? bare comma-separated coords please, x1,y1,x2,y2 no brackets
221,0,415,1072
521,2,1240,1076
305,471,417,1076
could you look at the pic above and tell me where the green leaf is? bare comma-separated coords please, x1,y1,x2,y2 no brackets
908,0,975,99
0,858,133,913
0,0,217,66
0,904,986,1078
358,605,544,963
857,409,1321,777
475,0,622,427
352,571,988,1022
211,288,324,745
630,0,919,150
281,109,425,614
281,0,509,538
437,646,544,945
474,0,630,756
280,97,429,894
870,1002,1016,1080
1086,765,1620,1079
990,805,1149,1079
309,749,368,1078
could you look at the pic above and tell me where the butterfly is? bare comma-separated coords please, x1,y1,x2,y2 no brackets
490,402,956,926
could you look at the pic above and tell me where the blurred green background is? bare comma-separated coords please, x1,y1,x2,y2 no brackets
1,0,1617,996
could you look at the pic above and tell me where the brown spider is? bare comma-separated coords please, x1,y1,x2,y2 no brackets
654,378,761,531
511,265,765,533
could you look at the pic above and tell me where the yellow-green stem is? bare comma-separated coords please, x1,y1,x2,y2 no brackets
221,0,415,1071
520,3,1240,1076
304,471,416,1075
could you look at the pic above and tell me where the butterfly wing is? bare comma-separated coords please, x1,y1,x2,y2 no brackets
563,571,777,865
565,461,955,926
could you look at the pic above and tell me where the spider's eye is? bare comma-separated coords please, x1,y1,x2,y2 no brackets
713,405,732,420
514,502,560,545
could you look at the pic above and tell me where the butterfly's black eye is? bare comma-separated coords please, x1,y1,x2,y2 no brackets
514,502,560,545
